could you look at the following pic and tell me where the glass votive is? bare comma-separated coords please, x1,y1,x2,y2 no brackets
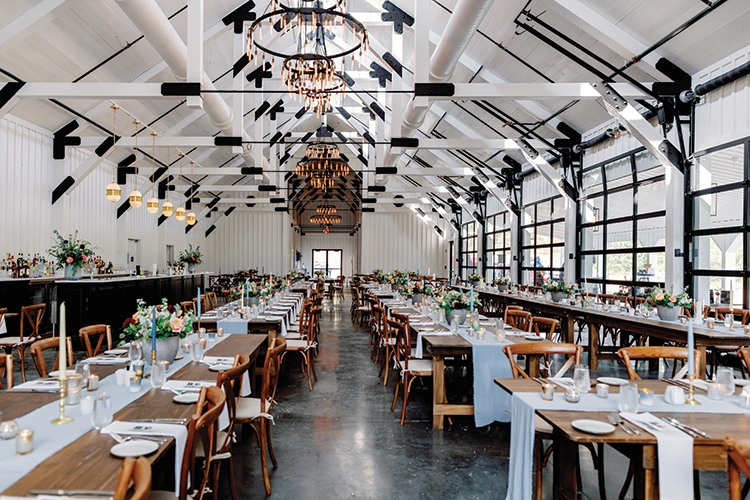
639,388,654,406
182,342,191,353
199,327,206,335
200,337,207,349
707,318,715,329
477,327,486,340
87,374,99,392
218,327,225,337
65,374,83,405
0,420,19,439
744,325,750,334
132,360,144,379
541,383,554,401
208,332,216,341
679,315,687,324
159,359,170,372
596,383,609,398
129,377,142,393
16,429,33,455
565,386,581,403
740,389,750,409
74,362,91,380
80,395,95,415
707,381,724,400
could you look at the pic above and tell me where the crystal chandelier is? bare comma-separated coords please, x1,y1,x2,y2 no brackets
247,0,368,115
295,141,351,192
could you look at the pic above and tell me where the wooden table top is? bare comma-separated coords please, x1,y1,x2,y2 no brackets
2,334,266,497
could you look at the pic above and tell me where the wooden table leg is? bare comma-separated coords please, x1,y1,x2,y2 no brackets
589,323,600,370
697,345,707,380
552,428,580,500
527,354,541,378
432,355,445,429
563,316,575,344
633,444,658,500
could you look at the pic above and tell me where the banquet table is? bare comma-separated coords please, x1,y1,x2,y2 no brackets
495,378,750,500
0,333,267,497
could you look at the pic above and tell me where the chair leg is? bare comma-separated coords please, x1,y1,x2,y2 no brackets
266,418,278,468
391,375,400,411
305,353,314,391
16,347,27,383
259,419,272,496
211,460,221,500
534,436,543,500
619,462,634,500
381,348,390,386
400,376,412,425
226,455,240,500
310,351,317,382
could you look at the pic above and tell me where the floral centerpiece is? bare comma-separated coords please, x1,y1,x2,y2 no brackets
494,276,512,291
285,270,304,282
314,270,326,279
438,290,481,325
237,269,258,278
408,280,429,305
121,298,195,363
407,270,420,279
646,286,691,321
542,280,574,302
271,277,286,290
372,269,385,282
178,244,203,273
48,230,97,281
467,273,483,284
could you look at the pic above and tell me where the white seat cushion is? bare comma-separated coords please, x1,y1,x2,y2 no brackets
286,339,311,349
284,333,303,340
0,337,30,346
399,359,433,374
236,397,263,420
149,490,177,500
196,430,229,457
535,415,553,434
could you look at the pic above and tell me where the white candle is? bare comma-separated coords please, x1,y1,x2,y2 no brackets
59,303,67,380
687,318,695,377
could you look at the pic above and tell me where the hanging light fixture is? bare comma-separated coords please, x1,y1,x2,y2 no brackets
316,203,337,215
175,153,186,221
162,147,174,218
146,133,159,214
186,161,197,225
295,141,351,192
106,105,121,203
310,213,341,225
128,120,143,208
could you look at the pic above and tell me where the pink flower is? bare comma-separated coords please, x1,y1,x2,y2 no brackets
66,256,74,264
669,295,677,302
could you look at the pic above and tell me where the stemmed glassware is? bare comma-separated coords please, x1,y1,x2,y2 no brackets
128,342,143,369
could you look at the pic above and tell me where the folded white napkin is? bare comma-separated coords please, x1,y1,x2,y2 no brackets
9,379,61,392
414,330,453,358
102,421,188,497
162,380,215,392
201,357,251,396
620,412,693,500
87,356,131,365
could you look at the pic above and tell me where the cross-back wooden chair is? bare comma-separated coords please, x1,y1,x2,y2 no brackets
726,434,750,500
367,297,379,347
180,301,195,314
506,309,532,332
502,343,582,379
285,299,311,340
617,346,702,380
29,336,73,378
193,295,208,315
373,305,397,385
0,353,13,389
0,303,46,382
113,456,152,500
332,275,345,299
205,292,218,311
352,289,371,332
369,304,384,353
504,305,523,323
281,306,319,390
714,307,750,324
531,317,561,343
236,338,286,495
79,324,112,358
208,354,251,500
597,293,616,305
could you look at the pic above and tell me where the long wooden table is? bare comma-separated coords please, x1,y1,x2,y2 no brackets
496,378,749,500
1,333,266,497
460,287,749,375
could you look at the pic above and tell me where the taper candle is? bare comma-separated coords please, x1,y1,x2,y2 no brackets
687,317,695,377
59,302,67,380
151,307,156,352
197,287,201,317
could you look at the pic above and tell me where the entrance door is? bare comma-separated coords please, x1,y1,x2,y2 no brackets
312,249,342,279
127,239,140,273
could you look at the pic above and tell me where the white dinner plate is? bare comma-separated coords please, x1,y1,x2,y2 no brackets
735,379,750,387
105,349,127,356
208,363,234,372
174,393,200,404
524,334,545,341
571,419,616,435
597,377,630,386
48,370,60,378
110,440,159,458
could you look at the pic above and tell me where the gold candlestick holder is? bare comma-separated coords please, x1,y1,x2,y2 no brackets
146,349,157,378
50,377,74,425
685,374,701,406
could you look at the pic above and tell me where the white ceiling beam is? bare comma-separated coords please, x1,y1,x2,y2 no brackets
0,0,67,48
15,83,177,99
394,138,552,151
77,137,224,147
186,0,204,109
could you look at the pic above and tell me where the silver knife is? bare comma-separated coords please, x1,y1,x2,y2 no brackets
30,490,114,497
659,417,701,438
128,418,187,424
664,417,711,438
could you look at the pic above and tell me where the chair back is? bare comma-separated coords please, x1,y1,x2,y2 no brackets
391,311,412,336
504,305,523,323
0,353,12,389
388,318,410,372
29,337,73,378
506,309,532,332
371,305,384,335
180,301,195,314
616,346,702,380
502,343,583,379
193,295,208,315
216,355,251,453
205,292,218,311
738,348,750,375
113,456,152,500
597,293,616,305
79,324,112,358
261,337,287,409
21,303,45,342
531,317,561,342
726,434,750,500
306,306,322,346
714,307,750,325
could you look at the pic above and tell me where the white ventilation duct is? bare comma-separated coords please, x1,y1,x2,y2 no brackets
384,0,496,168
115,0,270,182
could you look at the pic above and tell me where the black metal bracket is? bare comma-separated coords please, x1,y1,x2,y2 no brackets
383,52,403,77
391,137,418,148
659,140,684,174
414,83,454,96
233,53,251,77
254,101,270,120
161,82,200,96
369,102,385,121
269,99,285,120
53,121,81,160
246,63,272,89
222,0,257,33
381,1,414,34
214,136,243,147
369,62,392,88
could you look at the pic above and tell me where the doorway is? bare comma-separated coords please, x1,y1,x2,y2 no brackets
312,249,342,279
127,239,140,273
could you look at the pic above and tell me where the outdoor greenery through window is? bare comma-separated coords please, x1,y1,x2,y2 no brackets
460,221,478,280
485,211,511,283
520,195,565,286
688,140,748,308
578,149,666,297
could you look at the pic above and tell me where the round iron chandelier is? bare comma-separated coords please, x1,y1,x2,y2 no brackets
295,141,351,192
310,213,341,225
316,203,337,215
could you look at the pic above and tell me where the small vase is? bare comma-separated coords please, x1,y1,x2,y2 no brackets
551,291,566,303
447,309,467,326
412,293,424,305
657,305,680,322
142,336,181,364
498,284,509,292
249,296,260,307
187,264,196,274
64,264,81,281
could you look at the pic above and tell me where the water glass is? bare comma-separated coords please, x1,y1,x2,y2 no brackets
190,340,204,362
128,342,143,367
150,362,167,389
573,365,590,393
92,396,113,430
618,383,640,413
716,368,735,396
74,362,90,380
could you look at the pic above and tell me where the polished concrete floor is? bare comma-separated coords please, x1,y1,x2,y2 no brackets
10,295,732,499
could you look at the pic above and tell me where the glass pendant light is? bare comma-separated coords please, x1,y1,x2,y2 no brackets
146,132,159,214
106,105,121,203
162,147,174,218
186,160,197,225
128,120,143,208
175,153,186,221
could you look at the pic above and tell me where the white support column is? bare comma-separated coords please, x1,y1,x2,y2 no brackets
231,22,244,154
665,166,685,291
510,211,519,284
563,197,577,283
186,0,204,109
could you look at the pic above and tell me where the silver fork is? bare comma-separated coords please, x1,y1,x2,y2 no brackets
607,413,632,435
616,415,641,435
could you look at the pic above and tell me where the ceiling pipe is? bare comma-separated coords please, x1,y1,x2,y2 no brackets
114,0,270,183
382,0,497,170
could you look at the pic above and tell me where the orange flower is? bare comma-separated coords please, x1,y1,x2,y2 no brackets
66,256,74,264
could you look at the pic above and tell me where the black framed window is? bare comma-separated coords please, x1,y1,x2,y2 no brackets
687,140,748,308
578,149,666,296
460,221,478,279
520,196,565,286
485,212,511,283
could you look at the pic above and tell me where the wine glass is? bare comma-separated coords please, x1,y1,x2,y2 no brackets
128,342,143,369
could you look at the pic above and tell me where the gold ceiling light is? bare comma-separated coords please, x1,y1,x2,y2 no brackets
146,133,159,214
128,120,143,208
316,203,337,215
175,153,186,221
295,142,350,192
106,105,121,203
310,213,341,225
162,147,174,218
186,161,197,225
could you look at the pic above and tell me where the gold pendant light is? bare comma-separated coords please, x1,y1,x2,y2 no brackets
175,153,186,221
106,105,121,203
146,132,159,214
128,120,143,208
186,161,197,225
162,147,173,218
